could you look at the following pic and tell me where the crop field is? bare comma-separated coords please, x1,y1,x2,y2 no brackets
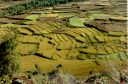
0,0,127,83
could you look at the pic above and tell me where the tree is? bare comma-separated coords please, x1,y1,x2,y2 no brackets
0,27,19,83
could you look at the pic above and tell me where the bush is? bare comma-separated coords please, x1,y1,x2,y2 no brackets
0,27,19,83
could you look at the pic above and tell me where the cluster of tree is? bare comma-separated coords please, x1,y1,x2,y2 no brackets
0,0,86,17
0,27,19,83
0,0,13,1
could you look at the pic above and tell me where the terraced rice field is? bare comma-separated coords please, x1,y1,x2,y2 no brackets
16,21,127,77
0,0,127,77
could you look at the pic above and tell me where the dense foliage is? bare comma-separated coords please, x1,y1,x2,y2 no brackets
0,0,86,17
0,0,12,1
0,28,19,83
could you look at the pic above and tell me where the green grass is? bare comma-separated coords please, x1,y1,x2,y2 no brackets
26,14,40,21
0,23,21,28
69,17,85,27
40,13,59,17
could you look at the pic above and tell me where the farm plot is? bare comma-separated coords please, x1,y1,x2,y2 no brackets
0,0,127,77
15,21,127,76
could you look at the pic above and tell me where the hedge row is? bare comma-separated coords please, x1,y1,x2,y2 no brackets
0,0,86,17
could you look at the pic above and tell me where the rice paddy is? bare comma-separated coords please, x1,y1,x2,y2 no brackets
0,0,127,81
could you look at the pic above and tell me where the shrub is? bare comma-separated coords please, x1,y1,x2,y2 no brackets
0,27,19,83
